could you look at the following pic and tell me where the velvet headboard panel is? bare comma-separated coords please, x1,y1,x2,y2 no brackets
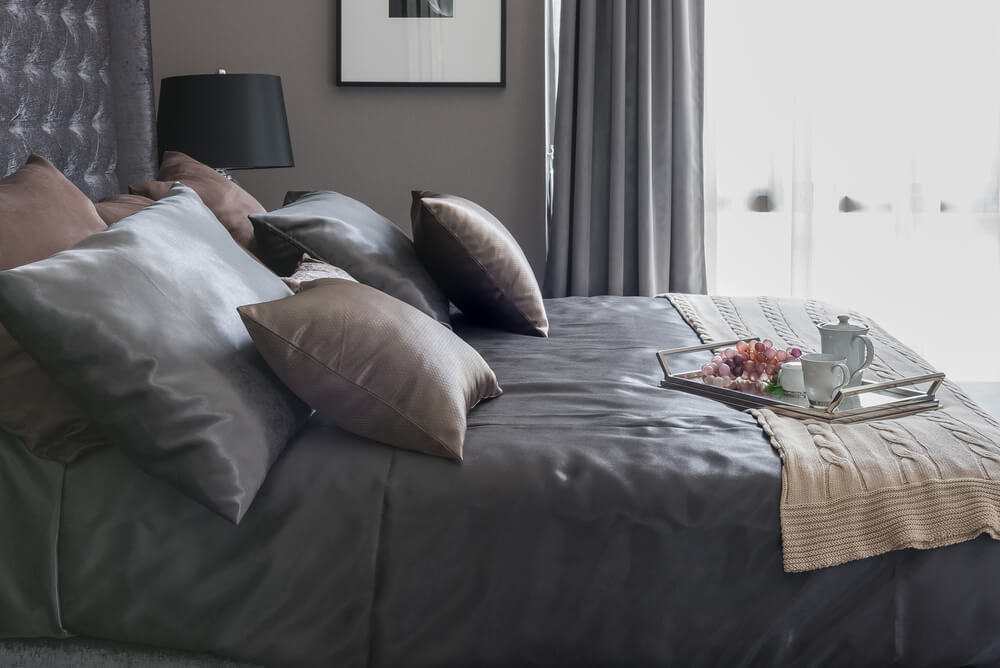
0,0,157,200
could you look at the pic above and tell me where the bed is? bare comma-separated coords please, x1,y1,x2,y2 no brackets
3,3,1000,668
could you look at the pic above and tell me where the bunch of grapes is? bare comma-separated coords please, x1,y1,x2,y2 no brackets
701,340,802,394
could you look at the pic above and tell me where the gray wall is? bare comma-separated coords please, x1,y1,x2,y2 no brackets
148,0,547,275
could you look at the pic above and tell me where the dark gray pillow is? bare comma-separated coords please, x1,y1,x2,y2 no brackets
411,191,549,336
0,184,310,523
249,190,451,327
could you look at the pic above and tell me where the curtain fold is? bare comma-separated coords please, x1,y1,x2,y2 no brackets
545,0,706,297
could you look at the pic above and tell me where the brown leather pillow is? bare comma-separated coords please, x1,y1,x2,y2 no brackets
129,151,264,252
411,191,548,336
95,193,155,225
0,154,109,461
280,254,357,293
238,279,502,460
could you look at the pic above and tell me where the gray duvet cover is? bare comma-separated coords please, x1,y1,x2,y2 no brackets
3,296,1000,667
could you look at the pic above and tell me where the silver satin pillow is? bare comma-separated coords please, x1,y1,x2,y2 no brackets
0,184,310,523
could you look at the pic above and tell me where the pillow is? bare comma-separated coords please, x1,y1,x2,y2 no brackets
95,194,155,225
238,279,502,460
0,184,310,522
129,151,264,252
250,190,451,327
281,254,356,293
283,190,310,206
410,191,549,337
0,154,109,462
0,154,106,268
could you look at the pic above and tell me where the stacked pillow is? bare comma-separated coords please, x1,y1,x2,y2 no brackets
250,190,451,326
248,190,520,459
0,155,111,462
130,150,265,253
243,189,548,460
0,184,310,523
95,193,155,225
0,149,545,519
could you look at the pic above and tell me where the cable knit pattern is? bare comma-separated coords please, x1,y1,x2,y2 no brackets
709,296,753,340
663,293,1000,572
0,0,155,198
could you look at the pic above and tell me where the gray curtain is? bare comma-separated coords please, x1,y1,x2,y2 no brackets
544,0,707,297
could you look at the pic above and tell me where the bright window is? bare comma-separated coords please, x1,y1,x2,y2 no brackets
705,1,1000,380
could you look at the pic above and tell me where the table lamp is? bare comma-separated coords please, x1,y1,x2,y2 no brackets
156,70,294,180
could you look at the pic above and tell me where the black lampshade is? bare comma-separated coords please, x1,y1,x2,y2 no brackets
157,73,294,170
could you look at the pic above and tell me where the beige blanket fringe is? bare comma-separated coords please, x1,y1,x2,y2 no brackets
664,293,1000,572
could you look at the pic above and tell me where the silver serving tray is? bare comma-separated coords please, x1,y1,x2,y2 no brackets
656,338,944,423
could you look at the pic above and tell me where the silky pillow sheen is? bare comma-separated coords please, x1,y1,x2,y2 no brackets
0,154,109,462
411,191,548,336
239,279,502,460
249,190,451,327
130,151,264,252
0,184,310,522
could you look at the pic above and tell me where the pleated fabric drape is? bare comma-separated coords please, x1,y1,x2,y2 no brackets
545,0,707,297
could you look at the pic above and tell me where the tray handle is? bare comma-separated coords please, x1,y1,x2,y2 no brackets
656,338,759,378
826,372,946,413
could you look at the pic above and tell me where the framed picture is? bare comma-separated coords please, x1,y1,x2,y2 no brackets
337,0,506,87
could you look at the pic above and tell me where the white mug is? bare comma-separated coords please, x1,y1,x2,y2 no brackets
800,353,852,408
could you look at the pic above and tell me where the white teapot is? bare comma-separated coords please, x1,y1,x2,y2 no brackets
818,315,875,387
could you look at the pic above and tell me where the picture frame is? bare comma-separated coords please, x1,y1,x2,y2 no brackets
337,0,506,87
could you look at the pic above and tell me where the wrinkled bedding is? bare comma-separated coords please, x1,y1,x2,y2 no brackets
3,296,1000,667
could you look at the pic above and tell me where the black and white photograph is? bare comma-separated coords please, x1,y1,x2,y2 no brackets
339,0,504,85
388,0,453,18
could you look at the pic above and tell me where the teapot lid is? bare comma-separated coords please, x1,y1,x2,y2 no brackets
819,314,867,332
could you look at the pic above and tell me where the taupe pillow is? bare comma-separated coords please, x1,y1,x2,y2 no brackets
130,151,264,252
280,253,356,293
95,193,155,225
0,154,109,462
238,279,502,460
411,191,548,336
0,155,107,268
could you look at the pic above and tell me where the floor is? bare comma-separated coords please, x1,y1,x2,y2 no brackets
959,382,1000,419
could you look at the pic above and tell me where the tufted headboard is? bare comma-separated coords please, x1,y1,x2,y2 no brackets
0,0,157,200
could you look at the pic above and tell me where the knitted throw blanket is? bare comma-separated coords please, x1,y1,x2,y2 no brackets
664,293,1000,572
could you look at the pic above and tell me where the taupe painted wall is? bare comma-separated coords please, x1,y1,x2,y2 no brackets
148,0,547,275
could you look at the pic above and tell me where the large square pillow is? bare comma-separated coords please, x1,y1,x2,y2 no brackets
410,191,549,336
238,279,501,460
0,184,310,522
129,151,264,252
249,190,451,327
0,154,109,462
